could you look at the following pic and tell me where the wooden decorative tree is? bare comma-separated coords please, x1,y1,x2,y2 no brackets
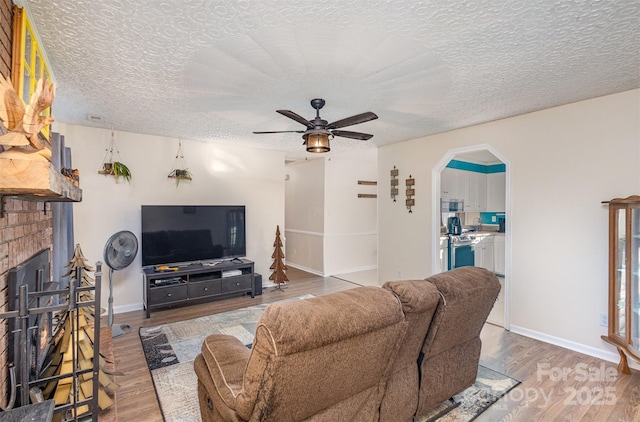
269,225,289,291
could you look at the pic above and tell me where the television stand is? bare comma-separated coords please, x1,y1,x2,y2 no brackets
143,258,255,318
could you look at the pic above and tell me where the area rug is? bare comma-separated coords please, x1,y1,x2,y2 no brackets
415,365,520,421
139,295,314,422
140,297,519,422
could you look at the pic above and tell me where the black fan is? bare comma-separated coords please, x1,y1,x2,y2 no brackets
103,230,138,337
253,99,378,153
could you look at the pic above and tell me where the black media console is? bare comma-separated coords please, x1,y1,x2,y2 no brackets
143,258,255,318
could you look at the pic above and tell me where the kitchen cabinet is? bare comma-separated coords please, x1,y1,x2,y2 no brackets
494,234,505,275
442,168,486,210
464,171,487,212
487,172,506,212
601,195,640,374
474,235,494,272
441,168,462,200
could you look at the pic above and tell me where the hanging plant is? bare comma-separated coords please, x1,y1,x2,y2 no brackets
111,161,132,182
167,140,193,186
98,125,132,183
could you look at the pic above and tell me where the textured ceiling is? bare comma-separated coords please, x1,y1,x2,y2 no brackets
23,0,640,158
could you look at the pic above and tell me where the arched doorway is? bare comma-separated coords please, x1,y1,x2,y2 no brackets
431,144,511,329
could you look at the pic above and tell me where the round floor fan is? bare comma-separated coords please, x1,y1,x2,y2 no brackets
104,230,138,338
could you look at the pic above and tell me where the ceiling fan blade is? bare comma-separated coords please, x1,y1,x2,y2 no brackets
277,110,313,127
328,112,378,129
331,130,373,141
253,130,305,134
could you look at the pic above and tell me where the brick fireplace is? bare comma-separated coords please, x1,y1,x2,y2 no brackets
0,198,52,403
0,0,54,404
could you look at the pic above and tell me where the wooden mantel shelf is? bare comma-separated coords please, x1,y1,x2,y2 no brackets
0,154,82,202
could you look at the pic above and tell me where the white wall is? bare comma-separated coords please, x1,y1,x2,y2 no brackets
284,149,378,275
58,123,285,313
324,150,378,275
284,158,325,274
378,89,640,361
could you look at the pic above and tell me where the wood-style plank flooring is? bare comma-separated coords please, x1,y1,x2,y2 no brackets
109,270,640,421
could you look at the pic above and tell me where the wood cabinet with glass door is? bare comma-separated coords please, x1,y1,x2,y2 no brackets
601,195,640,374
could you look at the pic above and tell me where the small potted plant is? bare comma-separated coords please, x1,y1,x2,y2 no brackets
168,168,192,186
99,161,132,182
111,161,132,182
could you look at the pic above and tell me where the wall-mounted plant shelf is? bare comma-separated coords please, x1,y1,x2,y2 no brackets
167,140,192,186
98,161,132,182
98,126,132,183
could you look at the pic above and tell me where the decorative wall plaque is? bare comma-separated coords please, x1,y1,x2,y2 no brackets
406,175,415,213
390,166,399,202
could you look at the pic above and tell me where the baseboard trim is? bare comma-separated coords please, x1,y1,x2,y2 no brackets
113,302,144,314
285,262,324,276
329,265,377,276
509,325,620,364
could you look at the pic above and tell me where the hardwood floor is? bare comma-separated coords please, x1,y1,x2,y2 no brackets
109,272,640,422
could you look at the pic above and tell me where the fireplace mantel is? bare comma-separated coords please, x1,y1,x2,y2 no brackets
0,153,82,215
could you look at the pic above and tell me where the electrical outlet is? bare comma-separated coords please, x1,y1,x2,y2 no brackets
491,216,497,222
599,312,608,327
397,270,402,278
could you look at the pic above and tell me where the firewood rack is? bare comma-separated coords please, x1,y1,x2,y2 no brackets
0,262,102,421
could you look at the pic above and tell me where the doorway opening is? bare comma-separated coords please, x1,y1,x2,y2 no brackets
432,144,510,329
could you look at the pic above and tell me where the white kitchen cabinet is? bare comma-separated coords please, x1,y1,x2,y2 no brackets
464,171,487,212
493,235,505,275
442,168,486,210
441,168,461,200
474,235,494,272
487,172,506,212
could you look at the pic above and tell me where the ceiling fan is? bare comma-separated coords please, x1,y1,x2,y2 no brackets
253,99,378,153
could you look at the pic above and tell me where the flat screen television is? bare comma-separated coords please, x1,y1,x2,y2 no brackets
141,205,246,267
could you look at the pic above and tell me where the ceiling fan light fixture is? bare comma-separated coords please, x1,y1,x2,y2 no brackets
304,131,331,153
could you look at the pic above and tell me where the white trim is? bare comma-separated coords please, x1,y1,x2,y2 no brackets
285,229,377,237
510,325,620,364
285,262,324,276
113,302,144,314
432,143,512,330
329,265,377,276
284,229,322,236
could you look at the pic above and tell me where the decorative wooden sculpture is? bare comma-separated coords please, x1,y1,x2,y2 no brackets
269,225,289,291
0,75,55,153
406,174,415,213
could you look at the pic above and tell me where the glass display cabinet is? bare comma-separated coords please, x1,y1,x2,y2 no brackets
601,195,640,374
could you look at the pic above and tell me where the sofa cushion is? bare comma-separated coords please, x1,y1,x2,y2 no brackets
380,280,441,421
235,286,408,421
422,267,501,358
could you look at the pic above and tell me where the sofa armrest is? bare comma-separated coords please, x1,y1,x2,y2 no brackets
198,334,251,410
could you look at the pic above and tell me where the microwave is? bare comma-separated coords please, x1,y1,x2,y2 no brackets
441,198,464,212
